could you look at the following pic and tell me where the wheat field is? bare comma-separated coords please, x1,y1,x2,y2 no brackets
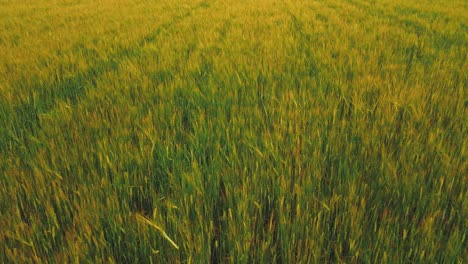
0,0,467,262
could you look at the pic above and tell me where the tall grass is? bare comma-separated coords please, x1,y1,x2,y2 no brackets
1,0,466,262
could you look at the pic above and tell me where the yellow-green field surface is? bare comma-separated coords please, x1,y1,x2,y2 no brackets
0,0,467,262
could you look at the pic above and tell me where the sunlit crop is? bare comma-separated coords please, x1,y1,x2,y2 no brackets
1,0,466,262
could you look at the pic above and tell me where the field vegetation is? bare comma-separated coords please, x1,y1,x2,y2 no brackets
0,0,467,262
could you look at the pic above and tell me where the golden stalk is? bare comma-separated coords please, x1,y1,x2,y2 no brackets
135,213,179,250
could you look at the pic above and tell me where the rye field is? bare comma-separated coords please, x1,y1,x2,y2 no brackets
0,0,467,262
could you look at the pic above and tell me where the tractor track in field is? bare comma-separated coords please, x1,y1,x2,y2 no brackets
0,0,216,153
